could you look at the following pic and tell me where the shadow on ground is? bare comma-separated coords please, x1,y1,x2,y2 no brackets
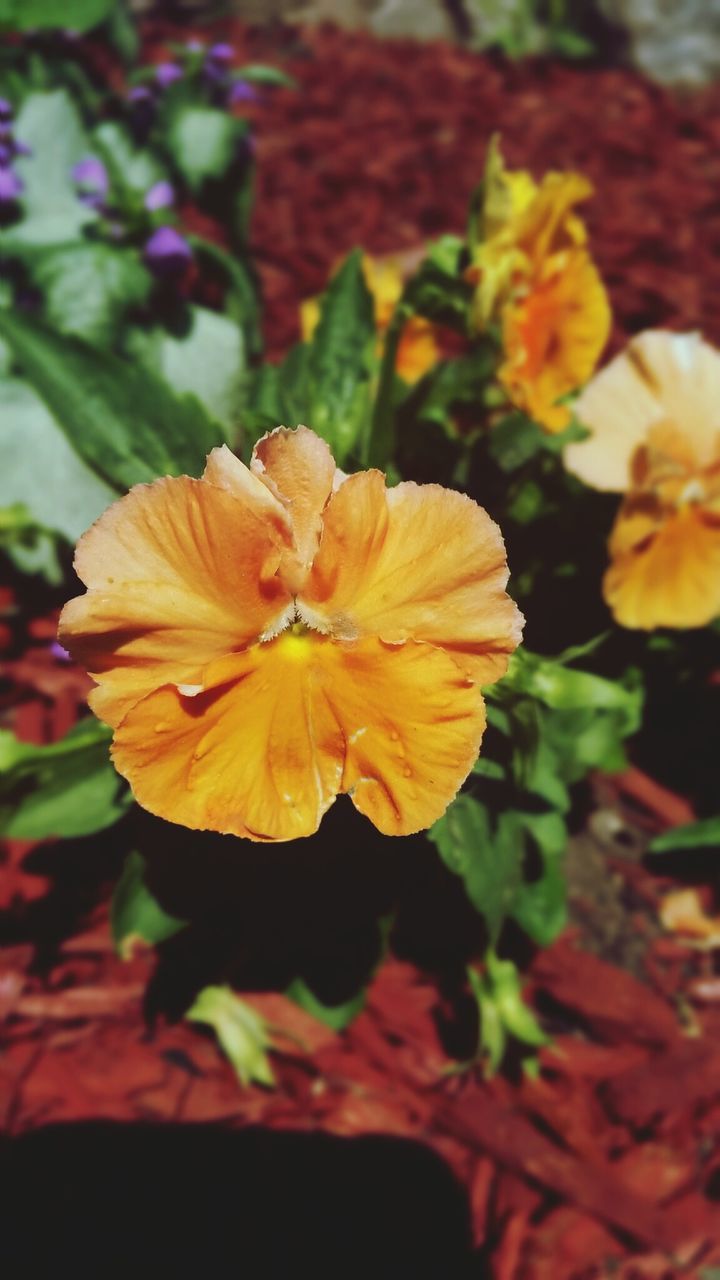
2,1121,479,1278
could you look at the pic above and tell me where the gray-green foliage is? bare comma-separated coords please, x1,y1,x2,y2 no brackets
0,309,225,494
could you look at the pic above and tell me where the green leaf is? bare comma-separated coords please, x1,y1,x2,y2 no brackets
110,851,187,959
186,986,275,1087
189,237,262,358
0,0,114,32
484,951,549,1047
511,813,567,946
165,103,242,192
305,250,376,465
93,121,167,200
416,351,495,429
430,794,524,944
0,309,224,491
648,818,720,855
236,64,296,88
488,414,545,471
126,306,245,439
9,90,96,246
405,235,471,329
0,502,63,584
22,242,152,346
0,719,131,840
0,377,116,540
286,977,365,1032
506,648,643,721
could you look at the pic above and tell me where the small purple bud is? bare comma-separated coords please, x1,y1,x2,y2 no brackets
185,39,205,53
228,79,259,105
0,144,11,166
155,61,183,89
72,155,109,197
12,139,31,157
51,641,71,663
208,42,234,64
0,167,23,202
144,225,192,276
0,99,13,122
144,179,175,211
128,85,154,105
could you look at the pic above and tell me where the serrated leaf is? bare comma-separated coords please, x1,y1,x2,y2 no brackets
306,249,376,464
648,818,720,855
0,309,224,491
186,985,275,1087
23,242,152,345
9,90,96,246
0,377,116,540
111,851,186,959
126,305,245,438
286,977,365,1032
0,719,131,839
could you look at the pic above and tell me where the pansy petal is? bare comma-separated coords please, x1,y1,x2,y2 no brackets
301,472,523,683
500,250,611,433
203,444,292,543
59,476,292,726
111,638,346,842
250,425,337,591
605,501,720,630
566,330,720,492
322,637,486,836
112,632,485,841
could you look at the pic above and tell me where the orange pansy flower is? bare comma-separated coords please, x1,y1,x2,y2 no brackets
60,427,523,841
301,254,439,385
565,331,720,630
468,139,611,433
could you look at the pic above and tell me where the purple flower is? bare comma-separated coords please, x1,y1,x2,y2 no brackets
0,167,23,202
128,85,154,105
144,179,175,211
208,42,234,64
228,78,259,106
51,641,71,663
155,61,183,89
72,155,109,211
72,155,109,196
144,225,192,277
0,143,11,166
0,99,13,123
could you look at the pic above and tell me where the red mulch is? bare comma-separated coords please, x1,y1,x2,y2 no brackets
228,24,720,362
4,22,720,1277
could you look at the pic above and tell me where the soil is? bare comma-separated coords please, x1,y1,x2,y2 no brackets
3,20,720,1279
